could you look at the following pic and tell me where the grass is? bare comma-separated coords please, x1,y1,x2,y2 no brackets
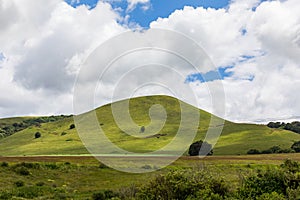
0,95,299,156
0,154,299,199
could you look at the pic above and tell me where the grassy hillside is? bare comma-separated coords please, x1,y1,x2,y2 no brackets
0,95,299,156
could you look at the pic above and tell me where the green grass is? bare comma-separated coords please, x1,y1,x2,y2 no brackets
0,95,299,156
0,155,299,199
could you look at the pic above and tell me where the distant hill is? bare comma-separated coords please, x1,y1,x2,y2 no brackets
0,95,299,156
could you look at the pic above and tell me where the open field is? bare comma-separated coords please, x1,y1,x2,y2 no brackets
0,154,299,199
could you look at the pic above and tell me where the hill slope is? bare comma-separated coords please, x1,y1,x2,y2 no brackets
0,95,299,156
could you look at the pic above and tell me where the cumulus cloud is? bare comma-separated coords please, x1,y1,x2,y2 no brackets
150,0,300,122
126,0,150,12
0,0,126,117
1,0,299,124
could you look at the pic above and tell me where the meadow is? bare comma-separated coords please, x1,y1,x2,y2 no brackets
0,154,299,199
0,96,299,156
0,95,300,199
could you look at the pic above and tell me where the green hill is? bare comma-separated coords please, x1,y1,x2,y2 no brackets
0,95,299,156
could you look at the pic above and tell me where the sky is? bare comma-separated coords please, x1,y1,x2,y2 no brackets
0,0,300,123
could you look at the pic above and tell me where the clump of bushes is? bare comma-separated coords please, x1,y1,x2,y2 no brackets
0,161,9,167
14,166,30,176
238,159,300,199
137,170,229,200
268,121,300,134
92,190,118,200
96,160,300,200
14,180,25,187
247,141,300,155
0,115,73,138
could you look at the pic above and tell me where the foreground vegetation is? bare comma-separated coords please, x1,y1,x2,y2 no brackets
0,155,299,199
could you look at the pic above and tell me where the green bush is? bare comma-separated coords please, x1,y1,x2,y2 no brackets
69,124,75,129
0,162,8,167
61,132,67,136
34,132,41,139
14,180,25,187
44,163,60,169
36,181,45,186
137,170,229,200
256,192,286,200
238,168,286,198
14,186,48,198
14,166,30,176
92,190,118,200
291,141,300,153
247,149,261,154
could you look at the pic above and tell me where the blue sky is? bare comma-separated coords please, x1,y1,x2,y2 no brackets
65,0,230,28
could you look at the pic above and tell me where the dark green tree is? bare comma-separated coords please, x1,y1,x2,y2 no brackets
34,132,41,139
140,126,145,133
188,140,213,156
291,141,300,153
69,124,75,129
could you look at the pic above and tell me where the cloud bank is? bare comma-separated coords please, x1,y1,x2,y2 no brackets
0,0,299,123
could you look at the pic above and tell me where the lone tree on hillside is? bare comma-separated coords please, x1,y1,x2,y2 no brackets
140,126,145,133
34,132,41,139
69,124,75,130
188,140,213,156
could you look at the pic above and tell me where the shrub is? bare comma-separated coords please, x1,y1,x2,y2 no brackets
45,163,59,170
99,163,109,169
15,186,47,198
15,166,30,176
69,124,75,129
141,165,152,170
61,132,67,136
36,181,45,186
291,141,300,153
0,191,12,199
256,192,286,200
14,180,25,187
1,162,9,167
92,190,118,200
238,167,290,199
34,132,41,139
247,149,261,154
137,170,229,200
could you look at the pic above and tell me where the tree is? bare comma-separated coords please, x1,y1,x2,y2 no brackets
69,124,75,129
188,140,213,156
291,141,300,153
34,132,41,139
247,149,261,154
140,126,145,133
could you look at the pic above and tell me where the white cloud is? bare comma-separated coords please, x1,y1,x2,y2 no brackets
1,0,300,124
126,0,150,12
0,0,126,117
150,0,300,123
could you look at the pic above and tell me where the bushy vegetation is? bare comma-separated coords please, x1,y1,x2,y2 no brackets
0,115,72,139
137,170,229,200
268,121,300,134
238,159,300,199
0,158,299,199
247,141,300,154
